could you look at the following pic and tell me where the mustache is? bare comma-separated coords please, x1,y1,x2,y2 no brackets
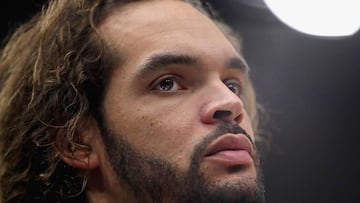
214,122,254,145
189,122,254,170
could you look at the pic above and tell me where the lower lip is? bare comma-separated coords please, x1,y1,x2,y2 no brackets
205,150,253,165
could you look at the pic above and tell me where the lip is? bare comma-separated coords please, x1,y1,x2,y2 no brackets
203,133,254,164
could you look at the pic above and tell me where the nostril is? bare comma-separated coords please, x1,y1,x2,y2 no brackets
234,114,242,123
213,110,232,119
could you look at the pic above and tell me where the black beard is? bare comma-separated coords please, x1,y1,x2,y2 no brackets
98,118,265,203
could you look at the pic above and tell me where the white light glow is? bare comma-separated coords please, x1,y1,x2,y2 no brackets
264,0,360,37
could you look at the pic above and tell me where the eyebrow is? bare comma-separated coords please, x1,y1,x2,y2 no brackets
227,57,250,73
136,53,249,77
137,53,198,77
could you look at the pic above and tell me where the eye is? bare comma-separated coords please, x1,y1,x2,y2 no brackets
224,79,242,96
152,77,183,92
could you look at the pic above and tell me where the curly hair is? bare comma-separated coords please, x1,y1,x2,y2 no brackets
0,0,260,202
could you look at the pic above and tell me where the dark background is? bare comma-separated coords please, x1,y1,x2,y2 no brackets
1,1,360,203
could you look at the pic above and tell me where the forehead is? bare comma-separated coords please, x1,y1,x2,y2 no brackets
100,0,221,37
99,0,240,58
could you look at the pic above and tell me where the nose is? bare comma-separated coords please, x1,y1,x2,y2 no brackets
199,82,244,125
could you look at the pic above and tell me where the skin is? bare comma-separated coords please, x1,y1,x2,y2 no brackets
63,1,259,202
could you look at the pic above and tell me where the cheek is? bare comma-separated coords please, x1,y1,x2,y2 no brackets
240,111,254,140
138,111,193,157
110,104,201,169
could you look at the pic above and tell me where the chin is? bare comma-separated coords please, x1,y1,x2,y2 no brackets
178,174,265,203
206,167,258,189
200,160,258,181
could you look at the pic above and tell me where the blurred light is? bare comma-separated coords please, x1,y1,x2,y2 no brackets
263,0,360,37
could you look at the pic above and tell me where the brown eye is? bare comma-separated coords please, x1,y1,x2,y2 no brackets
153,77,181,91
225,80,242,96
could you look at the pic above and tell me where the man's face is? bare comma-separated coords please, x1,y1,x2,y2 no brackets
95,1,264,202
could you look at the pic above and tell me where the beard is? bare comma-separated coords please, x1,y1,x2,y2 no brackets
98,119,265,203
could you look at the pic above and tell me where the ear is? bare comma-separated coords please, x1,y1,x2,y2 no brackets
56,118,101,170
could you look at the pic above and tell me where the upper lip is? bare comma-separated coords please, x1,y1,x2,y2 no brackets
203,133,254,158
